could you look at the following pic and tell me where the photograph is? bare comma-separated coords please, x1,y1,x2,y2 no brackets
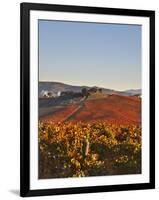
38,20,142,179
20,3,155,196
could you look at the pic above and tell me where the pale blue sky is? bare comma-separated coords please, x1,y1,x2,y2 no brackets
39,20,141,91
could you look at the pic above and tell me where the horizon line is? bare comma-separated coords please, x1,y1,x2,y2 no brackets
39,80,141,92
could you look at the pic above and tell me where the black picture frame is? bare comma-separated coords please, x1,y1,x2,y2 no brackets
20,2,155,197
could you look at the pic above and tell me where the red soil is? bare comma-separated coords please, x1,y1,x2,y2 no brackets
40,95,141,125
72,95,141,125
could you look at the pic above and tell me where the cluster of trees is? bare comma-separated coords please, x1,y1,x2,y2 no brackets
60,91,83,98
60,87,103,99
41,87,103,99
81,87,102,97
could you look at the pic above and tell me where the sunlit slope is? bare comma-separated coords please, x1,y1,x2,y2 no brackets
41,95,141,125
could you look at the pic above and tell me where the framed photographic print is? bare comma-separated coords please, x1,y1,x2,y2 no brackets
20,2,155,197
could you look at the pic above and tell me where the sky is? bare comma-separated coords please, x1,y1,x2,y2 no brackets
39,20,141,91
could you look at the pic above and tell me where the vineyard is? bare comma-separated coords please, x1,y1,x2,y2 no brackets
39,121,141,179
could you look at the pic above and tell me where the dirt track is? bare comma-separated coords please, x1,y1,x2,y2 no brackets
40,95,141,125
63,100,86,122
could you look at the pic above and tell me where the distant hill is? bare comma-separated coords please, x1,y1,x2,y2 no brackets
39,81,141,97
124,89,141,96
39,81,88,97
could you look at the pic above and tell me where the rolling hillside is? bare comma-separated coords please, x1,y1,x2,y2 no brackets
40,95,141,125
39,81,141,97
